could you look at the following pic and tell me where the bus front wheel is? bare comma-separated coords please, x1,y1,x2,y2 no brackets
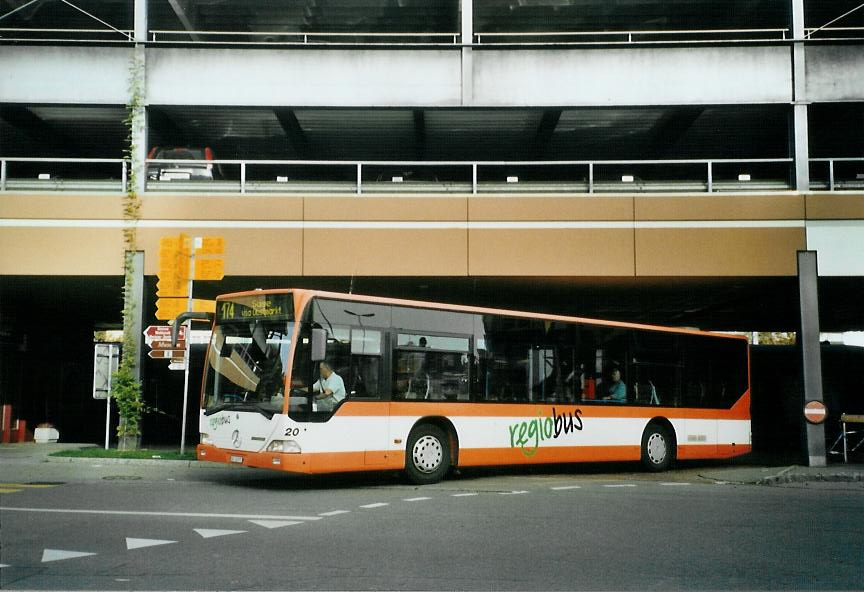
405,424,451,485
641,423,674,472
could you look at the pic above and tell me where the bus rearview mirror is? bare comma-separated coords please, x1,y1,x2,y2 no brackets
311,328,327,362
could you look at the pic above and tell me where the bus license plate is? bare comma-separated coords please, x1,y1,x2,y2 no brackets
230,455,244,464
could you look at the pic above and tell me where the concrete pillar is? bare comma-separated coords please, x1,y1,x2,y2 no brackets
128,251,145,382
797,251,827,467
791,0,810,192
131,46,148,194
134,0,147,43
461,0,473,105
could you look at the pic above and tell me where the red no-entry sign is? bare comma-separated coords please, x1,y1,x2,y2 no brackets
804,400,827,424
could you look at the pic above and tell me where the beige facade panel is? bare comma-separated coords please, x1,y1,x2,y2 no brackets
805,193,864,220
0,228,125,275
635,228,806,276
468,229,635,276
137,228,303,276
141,195,304,220
0,194,124,220
635,194,806,221
304,229,468,276
304,196,468,221
469,196,633,221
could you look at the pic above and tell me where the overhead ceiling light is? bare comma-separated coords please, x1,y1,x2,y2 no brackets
738,174,751,181
621,175,634,183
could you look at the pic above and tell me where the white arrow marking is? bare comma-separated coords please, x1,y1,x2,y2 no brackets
41,549,96,563
248,520,301,529
360,503,389,509
403,497,431,502
319,510,350,517
126,538,177,550
194,528,247,539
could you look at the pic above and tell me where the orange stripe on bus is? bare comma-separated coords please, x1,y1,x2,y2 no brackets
331,394,750,421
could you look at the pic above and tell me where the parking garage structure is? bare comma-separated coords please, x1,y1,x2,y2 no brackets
1,0,863,450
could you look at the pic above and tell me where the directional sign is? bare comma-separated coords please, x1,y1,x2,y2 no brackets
148,349,186,360
168,362,187,371
194,259,224,281
156,275,187,298
144,325,186,342
148,339,186,350
195,237,224,256
155,298,216,321
155,298,188,321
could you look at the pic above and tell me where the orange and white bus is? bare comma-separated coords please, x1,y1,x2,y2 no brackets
195,289,750,483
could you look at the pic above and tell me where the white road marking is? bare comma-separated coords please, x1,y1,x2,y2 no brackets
319,510,350,517
194,528,247,539
551,486,582,491
41,549,96,563
248,520,301,529
603,484,637,488
451,493,478,497
0,507,321,521
0,564,9,568
403,497,431,502
126,538,177,550
360,503,389,509
499,490,529,495
660,482,692,487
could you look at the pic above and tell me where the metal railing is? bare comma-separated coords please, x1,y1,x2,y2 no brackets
0,156,810,195
0,27,134,42
809,158,864,191
149,29,460,45
474,28,792,45
0,157,127,192
5,26,862,46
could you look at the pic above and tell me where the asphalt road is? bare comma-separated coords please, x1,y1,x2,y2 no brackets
0,458,862,591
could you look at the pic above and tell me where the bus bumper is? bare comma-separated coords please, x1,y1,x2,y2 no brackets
196,444,311,473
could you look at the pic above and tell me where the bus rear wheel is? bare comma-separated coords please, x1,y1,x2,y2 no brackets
405,424,451,485
641,423,674,472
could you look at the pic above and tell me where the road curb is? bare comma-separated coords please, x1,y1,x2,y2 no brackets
757,470,864,485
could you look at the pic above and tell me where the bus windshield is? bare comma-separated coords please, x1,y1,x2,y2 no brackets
203,294,294,417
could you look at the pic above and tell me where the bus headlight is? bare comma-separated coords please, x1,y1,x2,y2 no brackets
200,433,213,445
266,440,301,454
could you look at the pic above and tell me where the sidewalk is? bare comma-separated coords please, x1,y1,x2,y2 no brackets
0,442,213,468
698,463,864,485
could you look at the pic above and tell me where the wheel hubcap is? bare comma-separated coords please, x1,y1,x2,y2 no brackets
646,432,667,464
412,435,443,474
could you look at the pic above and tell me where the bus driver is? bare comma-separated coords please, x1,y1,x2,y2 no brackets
312,361,346,411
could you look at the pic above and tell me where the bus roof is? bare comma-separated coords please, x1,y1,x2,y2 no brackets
215,288,747,341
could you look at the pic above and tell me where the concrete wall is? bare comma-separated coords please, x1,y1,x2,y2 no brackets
472,46,792,106
4,191,858,278
1,44,861,107
805,45,864,102
0,46,132,104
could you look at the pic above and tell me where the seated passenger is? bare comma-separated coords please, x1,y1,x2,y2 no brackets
602,368,627,402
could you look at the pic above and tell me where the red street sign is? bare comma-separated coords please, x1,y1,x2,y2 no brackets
148,349,186,360
804,400,827,424
144,325,186,341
